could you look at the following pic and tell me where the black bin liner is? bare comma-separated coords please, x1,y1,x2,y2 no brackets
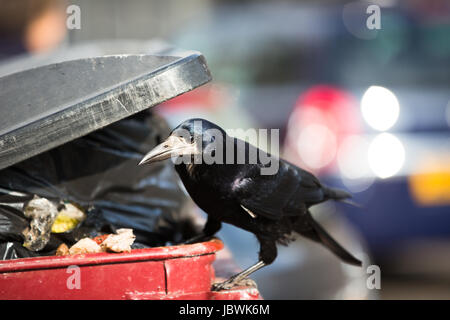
0,111,196,260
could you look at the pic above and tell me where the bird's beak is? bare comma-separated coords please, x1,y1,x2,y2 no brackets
139,135,198,165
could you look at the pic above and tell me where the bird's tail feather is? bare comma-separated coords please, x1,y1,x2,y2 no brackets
304,214,362,267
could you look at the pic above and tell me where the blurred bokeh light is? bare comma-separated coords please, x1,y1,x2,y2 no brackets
361,86,400,131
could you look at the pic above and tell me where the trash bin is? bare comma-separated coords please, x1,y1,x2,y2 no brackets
0,239,258,300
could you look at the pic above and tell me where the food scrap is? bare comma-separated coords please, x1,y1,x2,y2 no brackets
56,243,70,256
22,196,59,251
92,234,109,245
56,228,136,256
51,203,86,233
101,229,136,253
68,238,103,255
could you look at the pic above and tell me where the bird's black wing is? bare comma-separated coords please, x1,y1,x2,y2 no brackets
233,160,326,220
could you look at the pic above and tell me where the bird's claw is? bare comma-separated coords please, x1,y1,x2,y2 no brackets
212,277,257,291
212,281,234,291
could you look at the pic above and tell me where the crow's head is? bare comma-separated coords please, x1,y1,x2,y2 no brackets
139,118,227,165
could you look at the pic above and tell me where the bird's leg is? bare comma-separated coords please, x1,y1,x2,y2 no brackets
181,217,222,245
212,236,277,291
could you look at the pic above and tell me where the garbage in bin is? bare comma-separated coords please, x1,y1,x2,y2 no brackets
0,111,198,259
22,195,59,251
61,228,136,255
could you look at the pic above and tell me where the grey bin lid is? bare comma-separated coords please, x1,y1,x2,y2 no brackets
0,50,212,170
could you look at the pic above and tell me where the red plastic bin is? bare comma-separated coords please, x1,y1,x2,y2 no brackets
0,239,261,300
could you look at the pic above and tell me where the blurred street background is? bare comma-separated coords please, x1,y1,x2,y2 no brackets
1,0,449,299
